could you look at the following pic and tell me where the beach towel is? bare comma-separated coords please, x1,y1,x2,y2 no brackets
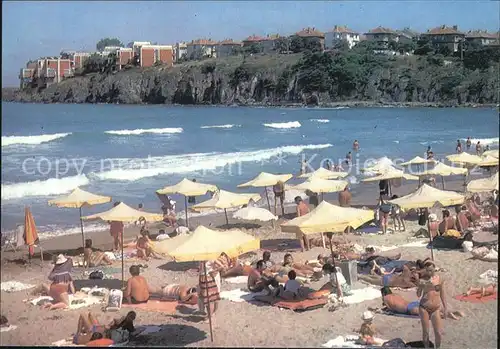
219,288,268,303
122,300,179,314
342,287,381,305
224,276,248,284
453,292,497,303
322,335,387,348
28,293,104,309
253,295,327,311
0,325,17,332
378,308,418,319
479,270,498,284
1,281,35,293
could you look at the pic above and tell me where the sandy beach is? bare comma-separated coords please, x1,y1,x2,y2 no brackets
1,177,498,348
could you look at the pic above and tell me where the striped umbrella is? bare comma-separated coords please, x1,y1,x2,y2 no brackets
24,207,39,258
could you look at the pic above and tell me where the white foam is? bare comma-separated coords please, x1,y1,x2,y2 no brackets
393,140,400,144
93,143,332,181
1,174,89,200
311,119,330,123
263,121,301,129
419,140,445,145
105,128,183,135
464,137,499,146
200,124,240,129
1,133,71,147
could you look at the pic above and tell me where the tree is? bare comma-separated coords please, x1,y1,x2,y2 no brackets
414,39,434,55
96,38,123,51
303,37,322,53
245,43,262,54
83,54,107,74
436,45,452,57
290,36,305,53
274,37,290,53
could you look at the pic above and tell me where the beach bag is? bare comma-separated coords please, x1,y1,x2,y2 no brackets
418,212,427,226
109,328,129,344
89,270,104,280
106,289,123,312
382,338,406,348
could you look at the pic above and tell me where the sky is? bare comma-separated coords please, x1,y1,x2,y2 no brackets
2,1,499,87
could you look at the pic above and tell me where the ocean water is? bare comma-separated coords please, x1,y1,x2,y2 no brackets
1,102,498,238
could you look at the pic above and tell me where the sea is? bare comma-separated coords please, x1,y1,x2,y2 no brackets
1,102,498,239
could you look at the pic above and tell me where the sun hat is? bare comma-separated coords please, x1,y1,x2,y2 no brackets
428,213,438,222
361,310,374,321
54,254,68,265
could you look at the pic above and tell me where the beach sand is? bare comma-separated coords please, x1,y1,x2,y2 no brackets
1,178,497,347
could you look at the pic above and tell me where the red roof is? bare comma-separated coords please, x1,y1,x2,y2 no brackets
218,39,242,46
296,27,324,38
187,39,217,46
366,26,398,35
466,30,498,39
243,35,267,42
426,25,464,35
329,25,358,35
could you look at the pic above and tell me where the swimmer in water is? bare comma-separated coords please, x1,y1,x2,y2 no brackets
345,152,352,165
466,137,471,151
324,159,332,170
476,141,482,155
456,140,462,154
353,140,360,151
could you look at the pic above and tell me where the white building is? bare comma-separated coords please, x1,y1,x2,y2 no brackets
325,25,360,49
132,41,152,56
175,42,188,62
186,39,217,60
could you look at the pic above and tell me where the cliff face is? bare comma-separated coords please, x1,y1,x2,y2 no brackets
5,53,499,106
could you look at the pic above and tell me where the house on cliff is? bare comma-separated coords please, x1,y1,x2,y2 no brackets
187,39,217,60
324,25,360,50
216,39,242,58
420,25,465,53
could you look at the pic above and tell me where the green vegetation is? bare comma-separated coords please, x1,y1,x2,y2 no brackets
96,38,123,51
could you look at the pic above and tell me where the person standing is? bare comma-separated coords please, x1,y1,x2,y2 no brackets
295,196,310,251
273,180,285,217
456,140,462,154
109,202,124,251
338,186,352,207
466,137,472,151
324,159,332,171
476,141,482,156
345,151,352,166
353,140,360,151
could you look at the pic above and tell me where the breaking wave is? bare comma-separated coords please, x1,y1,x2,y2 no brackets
311,119,330,123
105,128,183,135
263,121,301,129
200,124,240,129
1,174,89,200
2,133,72,147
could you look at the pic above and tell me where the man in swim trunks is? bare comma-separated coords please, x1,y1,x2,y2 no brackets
273,180,285,216
295,196,311,251
150,284,198,303
109,202,124,251
247,260,278,293
338,186,352,207
456,140,462,154
466,137,472,151
124,265,150,304
476,141,482,155
353,140,359,151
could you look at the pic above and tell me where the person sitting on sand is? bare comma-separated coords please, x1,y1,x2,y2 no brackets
320,263,351,296
417,262,448,349
136,230,155,260
73,311,137,345
262,251,275,269
295,196,311,251
41,254,76,310
83,239,113,268
464,284,496,298
269,253,317,282
149,284,198,303
358,264,418,289
247,260,279,293
438,209,457,236
379,286,464,320
455,206,470,232
356,311,379,345
124,265,150,304
338,186,352,207
274,270,304,300
0,315,9,329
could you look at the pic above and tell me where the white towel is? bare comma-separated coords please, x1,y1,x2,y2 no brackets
322,335,387,348
224,276,248,284
219,288,267,303
1,281,35,293
0,325,17,332
29,294,104,309
342,287,381,305
479,269,498,284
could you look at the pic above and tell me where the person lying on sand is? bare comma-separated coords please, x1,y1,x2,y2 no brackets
39,254,76,310
378,286,464,320
248,260,279,293
358,264,418,288
213,252,252,278
73,311,137,345
268,253,318,282
124,265,149,304
149,284,198,303
464,284,496,298
83,239,113,268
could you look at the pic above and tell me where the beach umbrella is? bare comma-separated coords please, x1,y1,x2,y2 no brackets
361,168,418,196
48,187,112,250
24,207,40,262
237,172,293,212
361,157,396,174
191,190,261,225
298,167,348,180
400,156,435,166
233,206,278,222
152,226,260,342
157,178,218,226
291,177,348,201
446,152,482,166
82,202,163,284
416,162,467,189
388,184,465,260
482,149,499,158
281,201,374,297
467,172,499,193
477,155,499,168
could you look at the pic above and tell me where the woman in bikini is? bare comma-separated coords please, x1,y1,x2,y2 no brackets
73,311,137,345
155,284,198,303
269,253,317,283
464,284,496,298
83,239,113,268
41,254,76,310
358,264,418,289
273,180,285,217
417,263,448,349
136,230,156,260
213,252,252,278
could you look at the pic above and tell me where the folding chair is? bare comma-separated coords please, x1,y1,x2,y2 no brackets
1,229,20,252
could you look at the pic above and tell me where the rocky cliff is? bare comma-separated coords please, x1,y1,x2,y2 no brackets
4,51,499,106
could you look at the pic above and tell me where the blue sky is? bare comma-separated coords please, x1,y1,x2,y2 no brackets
2,1,499,87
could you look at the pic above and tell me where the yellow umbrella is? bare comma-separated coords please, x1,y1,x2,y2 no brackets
157,178,217,226
483,149,499,158
361,157,395,173
192,190,261,224
387,184,465,210
400,156,435,166
233,206,278,222
280,200,374,235
83,202,163,284
416,162,467,189
446,152,482,165
292,177,349,194
477,155,499,167
152,225,260,343
298,167,348,179
48,187,111,249
237,172,293,211
467,172,499,193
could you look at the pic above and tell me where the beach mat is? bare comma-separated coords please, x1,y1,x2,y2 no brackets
453,292,497,303
253,295,327,311
122,300,179,314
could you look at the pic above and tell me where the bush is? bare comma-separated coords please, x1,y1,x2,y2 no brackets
201,62,216,74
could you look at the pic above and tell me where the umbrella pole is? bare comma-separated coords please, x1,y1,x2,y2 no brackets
184,196,189,227
121,236,125,287
321,193,324,203
441,176,445,190
426,208,435,261
79,207,85,254
224,209,229,225
203,262,214,342
327,234,343,298
264,187,271,212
